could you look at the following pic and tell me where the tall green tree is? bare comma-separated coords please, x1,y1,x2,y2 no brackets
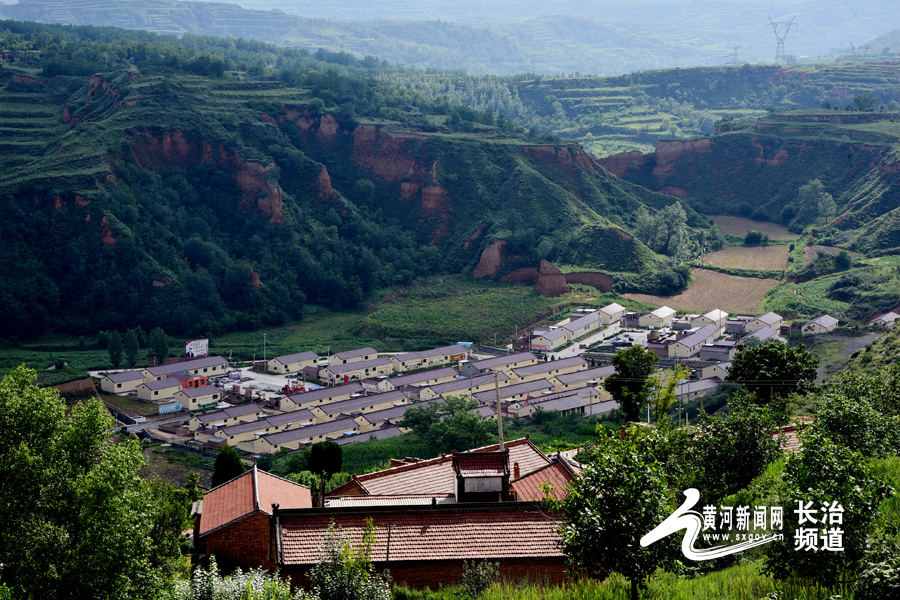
0,365,169,599
211,445,246,488
108,330,124,368
557,427,677,600
763,428,890,587
726,340,818,416
308,441,343,479
149,326,169,366
124,329,140,368
400,396,494,453
689,394,781,503
605,345,659,422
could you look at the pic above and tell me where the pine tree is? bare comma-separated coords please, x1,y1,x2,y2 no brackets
124,330,140,368
107,331,123,369
211,446,246,488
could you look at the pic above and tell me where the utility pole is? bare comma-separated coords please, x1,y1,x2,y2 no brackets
769,17,796,64
521,297,524,323
494,371,504,451
263,333,267,368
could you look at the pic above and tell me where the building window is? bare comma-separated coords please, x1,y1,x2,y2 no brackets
154,391,158,396
117,383,122,388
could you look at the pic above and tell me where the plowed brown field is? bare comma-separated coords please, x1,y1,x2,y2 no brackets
625,268,780,314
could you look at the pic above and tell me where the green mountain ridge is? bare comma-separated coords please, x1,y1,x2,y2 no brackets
0,20,708,340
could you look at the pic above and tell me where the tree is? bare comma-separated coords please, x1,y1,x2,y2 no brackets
605,345,659,422
211,445,246,488
726,340,818,415
835,250,852,270
648,365,688,424
149,326,169,366
558,428,677,600
853,91,878,112
796,179,830,225
308,441,343,479
0,365,171,599
124,329,140,368
400,396,494,453
108,330,124,368
763,428,890,587
689,395,781,503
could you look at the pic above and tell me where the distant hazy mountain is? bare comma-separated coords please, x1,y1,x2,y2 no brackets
1,0,897,74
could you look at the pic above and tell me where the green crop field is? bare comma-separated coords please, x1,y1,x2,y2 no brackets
708,216,799,241
703,245,790,271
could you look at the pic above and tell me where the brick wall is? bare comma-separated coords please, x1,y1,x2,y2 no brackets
284,557,568,590
202,511,274,573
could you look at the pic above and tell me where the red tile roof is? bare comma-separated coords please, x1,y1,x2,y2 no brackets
278,505,563,564
453,451,509,478
199,468,312,537
332,437,550,497
511,459,575,502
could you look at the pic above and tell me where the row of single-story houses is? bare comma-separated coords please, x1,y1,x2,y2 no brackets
100,356,230,410
531,303,627,351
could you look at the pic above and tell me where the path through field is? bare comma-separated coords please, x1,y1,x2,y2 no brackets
625,268,780,314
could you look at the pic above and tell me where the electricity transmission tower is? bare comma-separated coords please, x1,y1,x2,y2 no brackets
769,17,796,64
726,47,740,65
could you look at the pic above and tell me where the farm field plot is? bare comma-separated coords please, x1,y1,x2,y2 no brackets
625,268,779,314
702,245,789,271
708,216,799,240
804,244,861,264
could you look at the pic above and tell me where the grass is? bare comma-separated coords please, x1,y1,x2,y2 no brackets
702,246,790,271
140,445,212,488
99,391,161,417
478,562,848,600
625,268,780,314
803,331,881,383
212,275,604,360
707,216,799,241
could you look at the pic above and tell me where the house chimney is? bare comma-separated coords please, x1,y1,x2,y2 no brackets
513,462,520,479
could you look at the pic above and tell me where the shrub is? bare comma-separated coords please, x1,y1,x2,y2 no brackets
168,557,311,600
461,560,500,599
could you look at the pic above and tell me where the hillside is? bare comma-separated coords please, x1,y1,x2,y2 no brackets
3,0,899,77
0,21,713,341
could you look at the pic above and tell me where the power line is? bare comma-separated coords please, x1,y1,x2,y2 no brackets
769,17,797,65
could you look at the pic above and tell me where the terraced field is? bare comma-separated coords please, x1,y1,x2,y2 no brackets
702,245,789,271
707,216,799,240
625,268,779,314
804,245,861,265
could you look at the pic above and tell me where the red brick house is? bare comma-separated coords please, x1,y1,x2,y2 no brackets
329,436,551,497
194,466,312,572
272,502,568,589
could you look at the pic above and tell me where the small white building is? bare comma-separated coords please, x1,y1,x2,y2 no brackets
639,306,676,328
267,351,319,374
745,312,783,333
599,303,626,325
99,370,146,394
562,312,601,340
136,379,182,402
870,312,900,328
174,384,222,411
531,328,569,351
802,315,839,335
692,309,728,330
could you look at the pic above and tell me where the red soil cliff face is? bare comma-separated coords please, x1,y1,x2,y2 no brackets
100,216,117,246
653,138,713,177
471,240,508,278
534,261,569,296
349,124,452,241
130,130,284,224
596,151,648,177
